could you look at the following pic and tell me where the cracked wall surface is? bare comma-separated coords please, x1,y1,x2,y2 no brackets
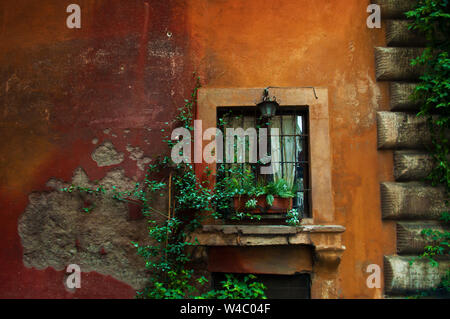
18,167,152,290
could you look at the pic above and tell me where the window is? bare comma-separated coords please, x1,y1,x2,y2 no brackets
217,107,310,218
212,273,311,299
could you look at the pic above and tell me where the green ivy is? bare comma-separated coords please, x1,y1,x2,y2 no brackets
406,0,450,297
198,274,267,299
63,75,266,299
406,0,450,190
286,209,301,226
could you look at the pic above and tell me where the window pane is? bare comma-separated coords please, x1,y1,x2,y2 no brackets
295,115,304,135
270,133,282,180
295,163,308,191
281,115,295,136
217,107,310,218
296,136,308,161
269,116,281,135
295,192,305,216
281,137,296,189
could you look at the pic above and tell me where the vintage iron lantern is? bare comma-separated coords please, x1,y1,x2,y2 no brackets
257,88,279,118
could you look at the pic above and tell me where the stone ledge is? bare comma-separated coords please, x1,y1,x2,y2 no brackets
202,224,345,234
189,224,345,248
193,224,346,298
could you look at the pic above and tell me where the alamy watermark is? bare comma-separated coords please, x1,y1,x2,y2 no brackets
366,264,381,289
66,264,81,289
366,4,381,29
66,4,81,29
171,120,279,174
65,4,381,30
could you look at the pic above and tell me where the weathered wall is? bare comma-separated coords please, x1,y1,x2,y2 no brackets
187,0,395,298
0,0,395,298
0,0,191,298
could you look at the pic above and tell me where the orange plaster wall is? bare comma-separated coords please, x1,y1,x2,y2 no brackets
186,0,396,298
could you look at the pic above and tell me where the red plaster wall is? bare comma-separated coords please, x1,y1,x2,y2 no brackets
0,0,193,298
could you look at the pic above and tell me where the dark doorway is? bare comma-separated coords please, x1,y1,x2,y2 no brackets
211,273,311,299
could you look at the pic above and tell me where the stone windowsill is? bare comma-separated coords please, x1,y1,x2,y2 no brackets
189,224,346,248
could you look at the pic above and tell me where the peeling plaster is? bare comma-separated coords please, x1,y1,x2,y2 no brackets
18,167,150,289
126,144,151,171
91,141,124,167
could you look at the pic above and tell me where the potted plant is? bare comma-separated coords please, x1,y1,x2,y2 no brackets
229,169,295,214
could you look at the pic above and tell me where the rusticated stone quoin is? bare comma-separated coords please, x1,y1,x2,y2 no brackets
375,47,424,81
377,112,431,149
380,182,447,220
371,0,418,19
389,82,420,111
394,151,434,181
397,222,448,254
386,20,427,47
384,255,450,295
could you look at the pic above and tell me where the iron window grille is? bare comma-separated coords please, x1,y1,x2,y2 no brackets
217,106,311,218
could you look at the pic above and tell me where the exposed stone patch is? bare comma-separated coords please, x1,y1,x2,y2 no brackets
18,167,151,290
91,141,124,167
92,138,99,145
126,144,151,171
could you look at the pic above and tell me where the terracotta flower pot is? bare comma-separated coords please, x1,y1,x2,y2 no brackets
233,195,292,214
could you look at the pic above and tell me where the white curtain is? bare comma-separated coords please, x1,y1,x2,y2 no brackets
281,115,296,189
223,114,254,170
223,113,301,190
270,116,282,181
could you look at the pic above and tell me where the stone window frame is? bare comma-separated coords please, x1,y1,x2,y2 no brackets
195,87,334,224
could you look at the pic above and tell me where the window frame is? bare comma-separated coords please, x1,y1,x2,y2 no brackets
216,106,312,218
195,87,333,225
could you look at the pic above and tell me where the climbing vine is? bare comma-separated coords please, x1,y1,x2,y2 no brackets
63,75,267,299
407,0,450,190
406,0,450,296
